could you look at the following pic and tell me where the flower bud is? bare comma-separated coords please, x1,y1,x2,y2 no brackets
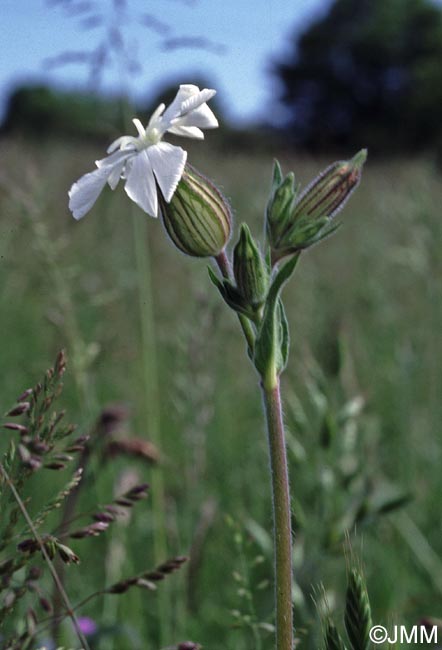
266,161,297,244
7,402,31,416
56,542,80,565
160,165,232,258
291,149,366,222
267,150,366,262
233,224,269,309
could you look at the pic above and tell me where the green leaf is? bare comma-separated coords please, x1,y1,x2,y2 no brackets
269,252,300,298
278,299,290,371
208,266,225,293
208,267,255,318
254,254,299,385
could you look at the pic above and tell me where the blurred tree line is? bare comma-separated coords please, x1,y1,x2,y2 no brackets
2,0,442,155
1,85,129,139
273,0,442,153
0,82,273,154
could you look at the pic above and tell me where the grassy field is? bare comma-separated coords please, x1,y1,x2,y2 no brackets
1,134,442,649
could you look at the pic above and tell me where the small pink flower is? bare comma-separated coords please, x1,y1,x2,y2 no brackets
77,616,97,636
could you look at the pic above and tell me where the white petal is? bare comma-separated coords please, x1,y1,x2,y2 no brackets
161,85,218,138
167,125,204,140
96,150,133,189
180,88,216,115
124,150,158,217
168,103,218,138
96,150,131,169
175,102,218,129
68,167,112,220
162,84,200,123
148,142,187,202
106,161,127,190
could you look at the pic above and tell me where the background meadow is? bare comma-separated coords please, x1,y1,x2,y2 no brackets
1,138,442,648
1,1,442,648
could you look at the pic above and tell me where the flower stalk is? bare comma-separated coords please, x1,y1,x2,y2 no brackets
261,378,293,650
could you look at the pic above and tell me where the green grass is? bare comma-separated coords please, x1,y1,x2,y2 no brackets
1,134,442,649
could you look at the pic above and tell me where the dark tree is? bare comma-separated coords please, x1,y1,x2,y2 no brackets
274,0,442,151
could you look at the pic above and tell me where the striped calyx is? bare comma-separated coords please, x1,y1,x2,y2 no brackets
233,224,269,309
267,150,366,263
160,165,232,258
290,149,366,223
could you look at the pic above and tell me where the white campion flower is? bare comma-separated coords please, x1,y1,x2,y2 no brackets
68,84,218,220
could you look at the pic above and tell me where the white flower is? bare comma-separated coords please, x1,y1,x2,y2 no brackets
68,84,218,220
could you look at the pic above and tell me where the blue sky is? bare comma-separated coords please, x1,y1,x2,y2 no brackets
0,0,330,124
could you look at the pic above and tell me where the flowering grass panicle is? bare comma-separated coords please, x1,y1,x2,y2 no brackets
0,354,192,650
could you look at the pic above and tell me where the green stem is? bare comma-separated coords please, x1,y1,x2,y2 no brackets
261,378,293,650
215,249,293,646
214,250,256,354
132,214,170,644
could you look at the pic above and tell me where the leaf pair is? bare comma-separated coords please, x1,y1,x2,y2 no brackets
210,252,299,386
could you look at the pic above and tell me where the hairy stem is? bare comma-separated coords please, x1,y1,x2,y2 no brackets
261,379,293,650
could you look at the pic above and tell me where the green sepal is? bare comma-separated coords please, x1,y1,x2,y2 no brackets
271,159,283,190
275,218,342,261
285,214,330,247
254,253,300,385
306,219,342,247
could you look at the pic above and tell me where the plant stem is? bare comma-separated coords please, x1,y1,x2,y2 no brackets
261,378,293,650
214,250,256,354
132,214,170,644
0,463,90,650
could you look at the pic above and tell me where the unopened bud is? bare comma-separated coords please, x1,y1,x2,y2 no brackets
7,402,30,417
291,149,366,222
44,461,66,471
55,349,67,377
266,161,297,244
70,521,109,538
93,510,115,523
18,444,31,463
27,566,42,581
39,597,52,613
160,165,232,258
16,389,33,402
233,224,269,309
144,570,165,581
267,150,366,262
26,456,43,472
56,542,80,565
107,577,138,594
3,423,29,434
